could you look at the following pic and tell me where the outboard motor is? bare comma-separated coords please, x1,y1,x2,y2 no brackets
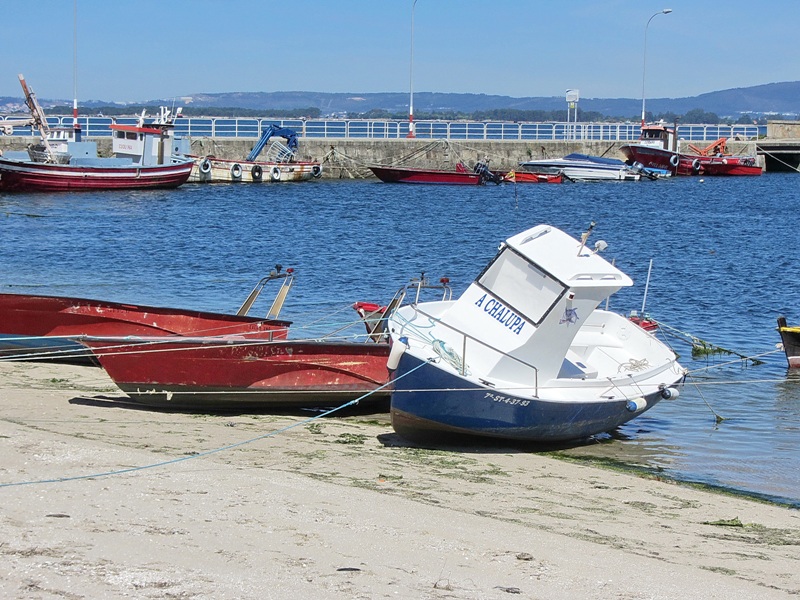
473,159,502,185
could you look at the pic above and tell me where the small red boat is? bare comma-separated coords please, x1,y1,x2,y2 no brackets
369,160,501,185
77,335,391,409
620,123,761,177
502,170,564,183
0,268,295,364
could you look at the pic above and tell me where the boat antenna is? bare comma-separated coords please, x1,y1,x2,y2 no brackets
577,221,596,255
641,259,653,313
72,0,81,141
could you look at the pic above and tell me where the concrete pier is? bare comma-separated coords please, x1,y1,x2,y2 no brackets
185,137,762,178
0,136,767,178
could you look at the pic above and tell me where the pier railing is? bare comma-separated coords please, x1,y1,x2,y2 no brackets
0,115,763,142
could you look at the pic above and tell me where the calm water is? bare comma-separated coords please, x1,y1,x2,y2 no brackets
2,175,799,506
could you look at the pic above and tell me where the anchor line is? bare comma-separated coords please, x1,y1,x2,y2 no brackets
685,373,725,423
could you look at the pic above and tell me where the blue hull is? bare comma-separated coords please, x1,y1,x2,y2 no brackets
390,353,664,443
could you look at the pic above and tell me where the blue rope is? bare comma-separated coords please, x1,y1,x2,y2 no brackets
0,359,427,489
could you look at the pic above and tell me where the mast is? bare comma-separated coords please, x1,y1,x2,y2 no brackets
72,0,81,141
18,74,54,158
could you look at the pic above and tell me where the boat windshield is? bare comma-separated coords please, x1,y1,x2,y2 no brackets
477,247,567,326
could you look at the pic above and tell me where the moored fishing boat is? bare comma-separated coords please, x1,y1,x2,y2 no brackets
777,317,800,368
0,267,295,364
620,122,761,176
188,125,322,183
386,223,685,444
369,160,502,185
0,75,193,192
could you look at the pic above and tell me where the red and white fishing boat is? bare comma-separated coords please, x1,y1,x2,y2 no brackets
0,74,193,192
189,125,322,183
369,160,502,185
77,335,392,409
620,122,761,177
0,268,295,364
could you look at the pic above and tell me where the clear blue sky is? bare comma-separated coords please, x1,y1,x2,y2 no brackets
1,0,796,103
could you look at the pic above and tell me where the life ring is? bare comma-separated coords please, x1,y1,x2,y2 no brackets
199,157,212,174
270,166,282,181
230,163,243,179
691,158,701,172
669,154,679,167
251,164,263,181
311,164,322,178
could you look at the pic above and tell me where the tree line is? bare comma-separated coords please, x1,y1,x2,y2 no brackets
41,103,784,125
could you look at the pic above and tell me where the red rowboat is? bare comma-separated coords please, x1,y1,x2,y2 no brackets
77,335,391,409
369,164,481,185
0,269,295,364
369,160,501,185
502,170,564,183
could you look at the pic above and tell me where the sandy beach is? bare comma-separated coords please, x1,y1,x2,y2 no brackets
1,360,798,599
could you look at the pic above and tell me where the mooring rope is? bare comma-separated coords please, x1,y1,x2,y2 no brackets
758,148,800,172
0,360,431,489
683,348,783,374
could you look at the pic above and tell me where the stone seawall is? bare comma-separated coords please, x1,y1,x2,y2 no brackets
1,136,760,178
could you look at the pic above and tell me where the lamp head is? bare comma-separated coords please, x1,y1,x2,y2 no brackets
662,8,673,14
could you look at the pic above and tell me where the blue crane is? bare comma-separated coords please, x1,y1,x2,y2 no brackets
245,125,299,162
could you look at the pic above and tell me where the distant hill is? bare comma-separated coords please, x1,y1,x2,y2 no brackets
161,82,800,118
4,82,800,118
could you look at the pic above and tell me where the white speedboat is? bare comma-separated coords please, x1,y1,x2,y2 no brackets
519,153,642,181
386,223,685,444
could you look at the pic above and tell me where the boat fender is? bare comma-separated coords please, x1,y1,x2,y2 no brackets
312,164,322,178
387,336,408,371
251,164,263,181
660,387,680,400
669,154,679,167
691,159,701,172
199,157,212,174
230,163,243,179
270,166,282,181
625,397,647,412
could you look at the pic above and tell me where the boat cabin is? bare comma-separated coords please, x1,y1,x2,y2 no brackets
426,224,633,382
639,122,676,152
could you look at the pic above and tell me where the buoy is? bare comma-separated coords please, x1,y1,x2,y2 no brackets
312,164,322,178
230,163,243,179
661,387,680,400
626,397,647,412
270,166,282,181
199,158,212,174
251,164,263,181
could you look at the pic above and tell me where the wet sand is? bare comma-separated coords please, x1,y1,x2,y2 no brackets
1,360,798,599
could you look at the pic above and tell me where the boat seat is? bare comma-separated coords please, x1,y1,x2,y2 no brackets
557,355,598,379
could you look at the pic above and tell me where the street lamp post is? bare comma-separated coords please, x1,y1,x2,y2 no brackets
641,8,672,127
407,0,418,138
